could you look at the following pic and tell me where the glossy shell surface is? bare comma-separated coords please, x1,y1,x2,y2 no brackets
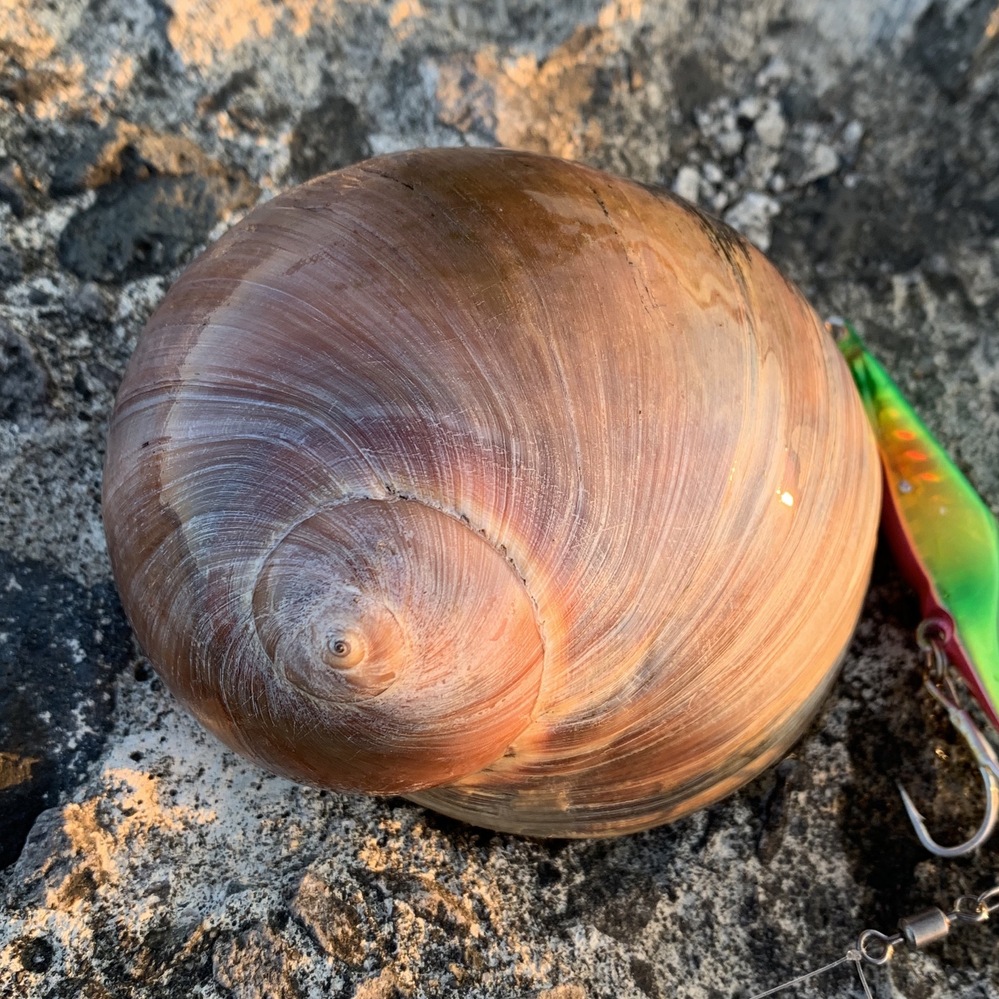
103,148,881,836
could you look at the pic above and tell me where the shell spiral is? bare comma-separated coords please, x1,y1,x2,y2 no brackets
103,148,881,837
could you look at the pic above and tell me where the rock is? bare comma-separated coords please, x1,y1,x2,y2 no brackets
1,0,998,997
47,121,119,198
289,94,372,181
0,161,30,217
0,244,23,287
754,99,787,149
951,241,998,309
736,94,763,122
696,104,744,158
51,122,259,283
0,323,48,423
799,141,840,185
724,192,781,251
701,161,724,185
840,119,865,162
0,553,131,870
68,282,108,323
671,165,700,203
58,174,232,283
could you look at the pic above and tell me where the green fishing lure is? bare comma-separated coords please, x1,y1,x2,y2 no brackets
836,320,999,733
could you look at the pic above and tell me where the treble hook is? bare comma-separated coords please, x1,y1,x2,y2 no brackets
898,633,999,857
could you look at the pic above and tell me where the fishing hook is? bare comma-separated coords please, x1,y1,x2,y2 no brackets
898,624,999,857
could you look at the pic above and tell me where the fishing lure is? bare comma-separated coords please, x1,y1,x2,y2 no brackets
832,317,999,855
745,322,999,998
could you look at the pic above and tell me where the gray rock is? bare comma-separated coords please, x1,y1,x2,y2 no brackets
0,323,48,423
671,165,701,204
1,1,998,997
799,141,840,186
753,100,787,150
724,191,781,251
289,93,373,182
0,244,23,288
58,175,226,283
0,552,131,869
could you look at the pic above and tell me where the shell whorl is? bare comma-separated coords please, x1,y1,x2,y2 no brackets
103,148,881,837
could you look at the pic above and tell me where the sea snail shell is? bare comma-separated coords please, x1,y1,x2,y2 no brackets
103,147,881,837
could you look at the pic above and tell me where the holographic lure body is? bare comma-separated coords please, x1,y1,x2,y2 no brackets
837,320,999,732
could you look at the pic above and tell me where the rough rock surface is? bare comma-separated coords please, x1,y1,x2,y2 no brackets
1,0,998,996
